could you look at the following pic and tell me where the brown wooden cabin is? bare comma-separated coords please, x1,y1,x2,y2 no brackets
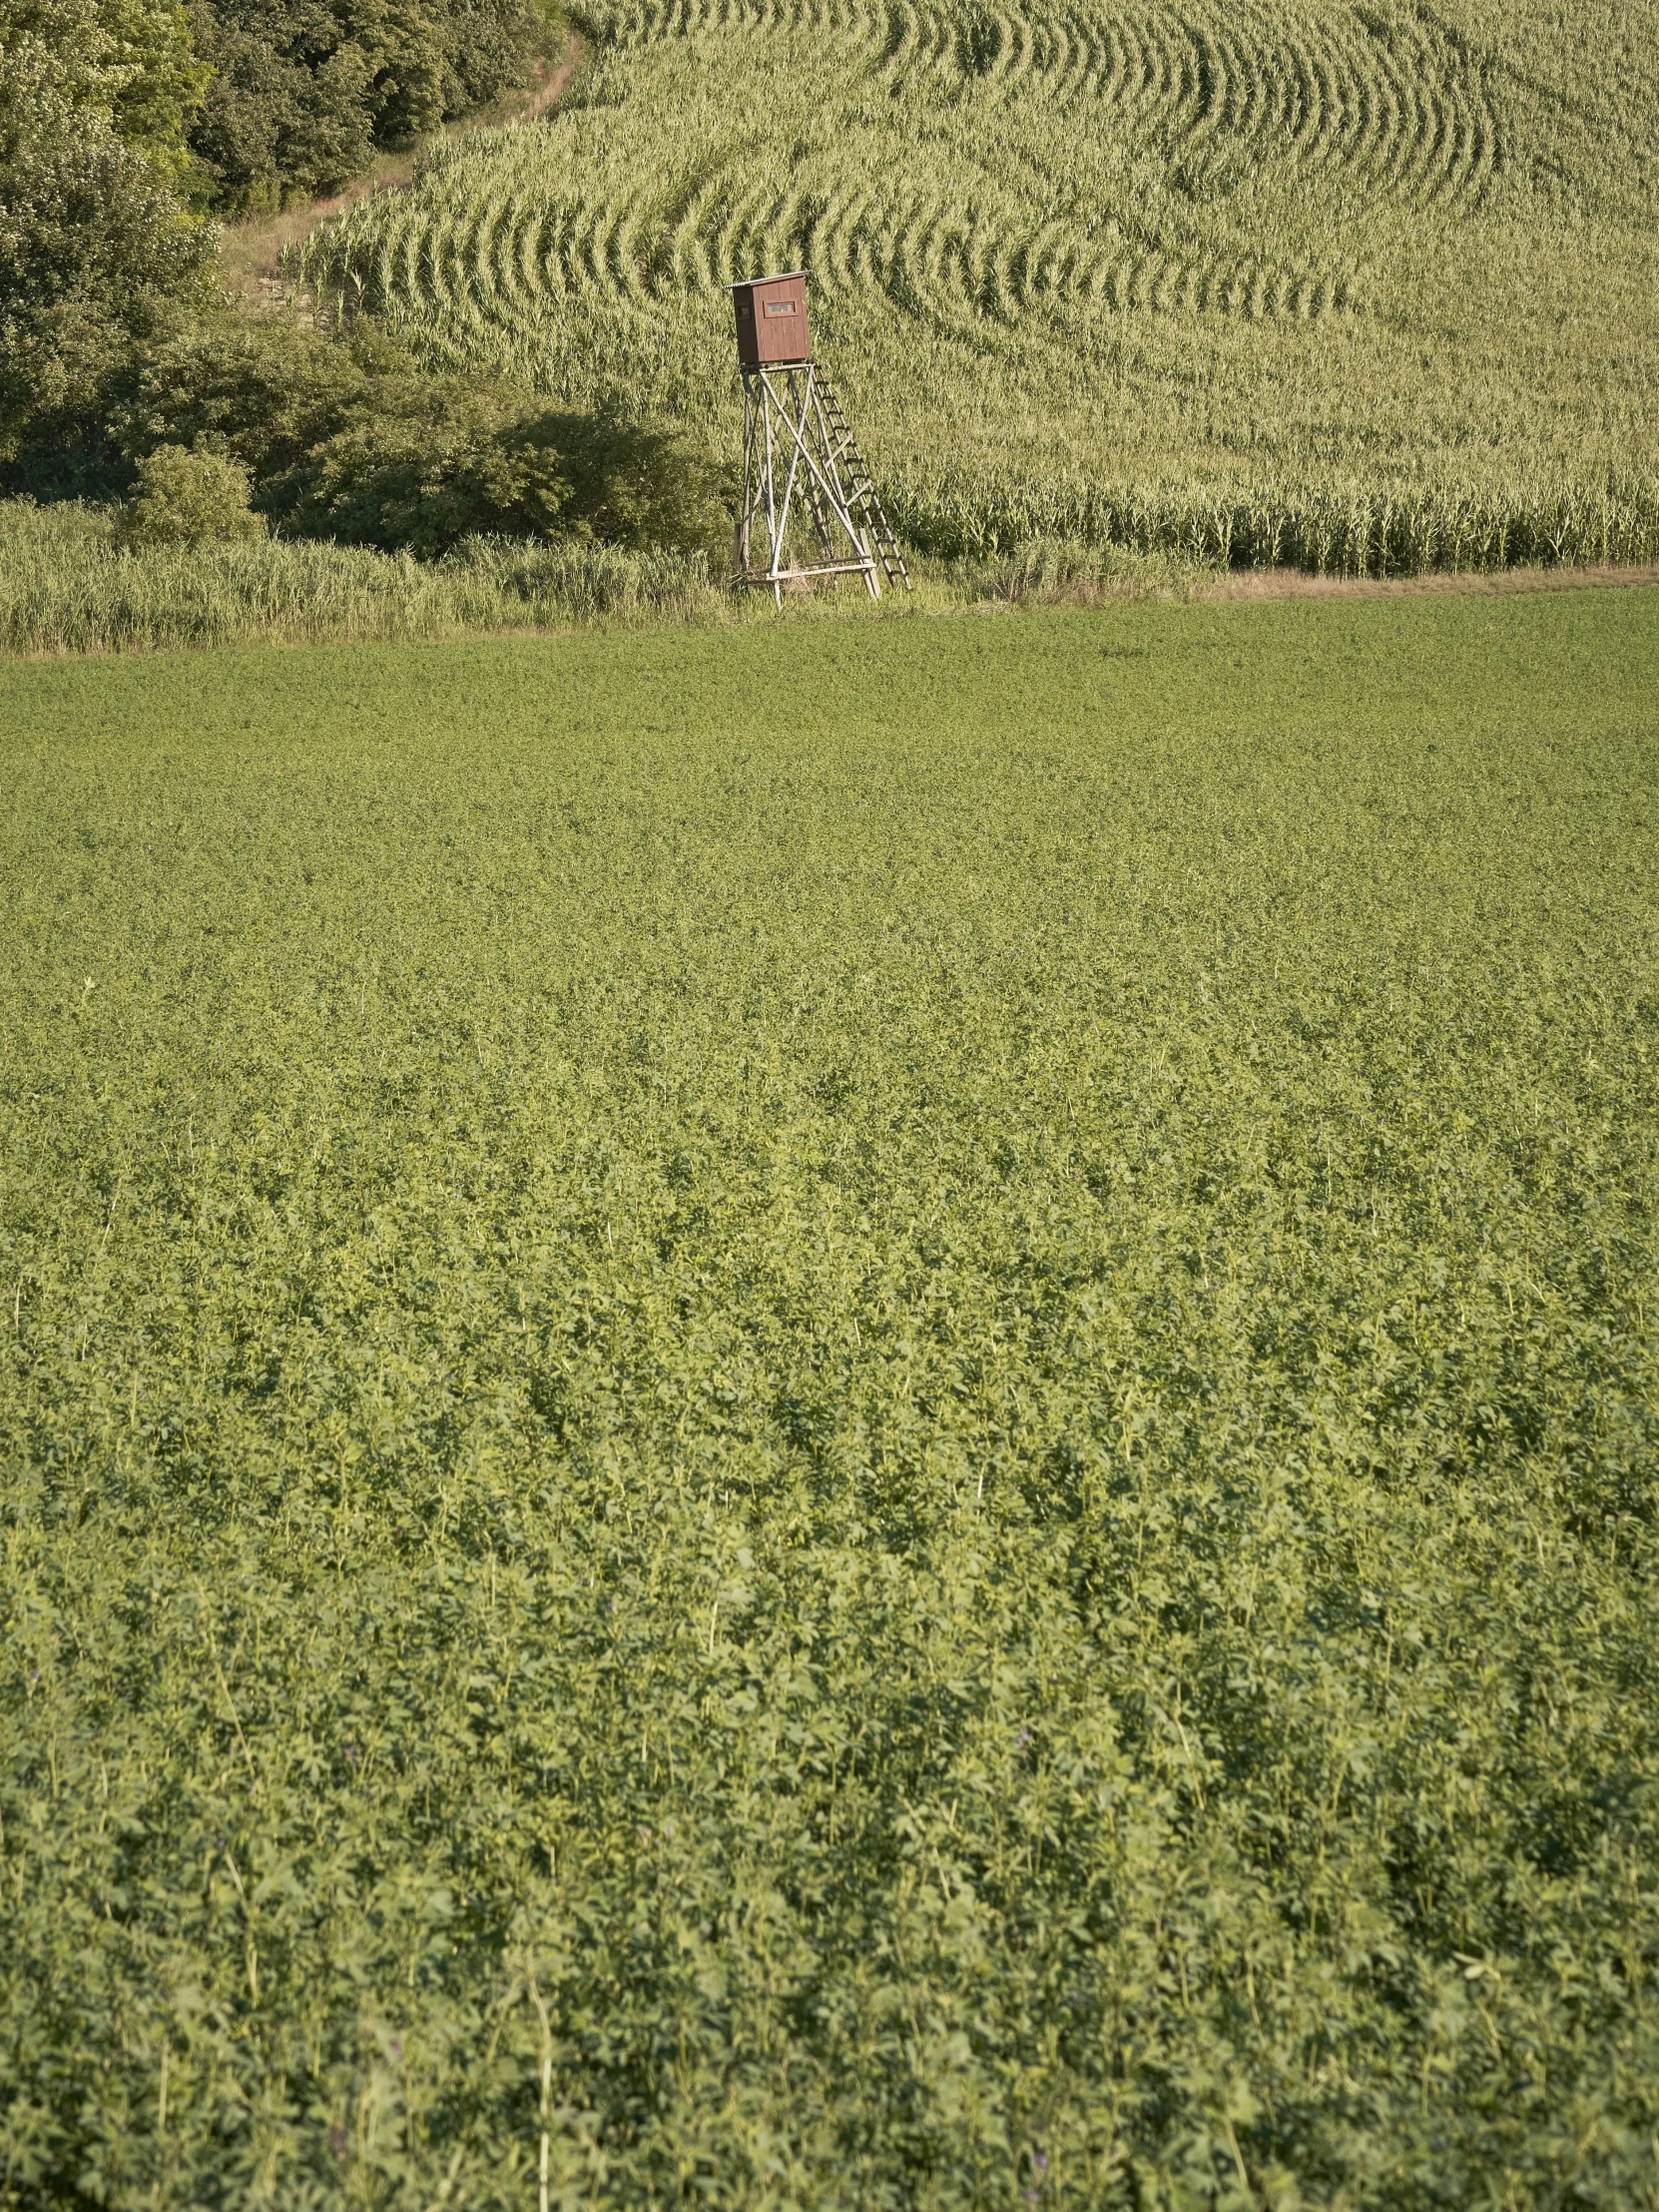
728,271,813,368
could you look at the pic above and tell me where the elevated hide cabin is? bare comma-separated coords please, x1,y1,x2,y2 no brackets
729,271,812,367
724,267,908,602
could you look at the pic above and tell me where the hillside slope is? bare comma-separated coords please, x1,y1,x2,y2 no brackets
298,0,1659,560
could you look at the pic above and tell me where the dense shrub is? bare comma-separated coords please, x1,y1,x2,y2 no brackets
114,314,434,486
117,443,266,543
187,0,544,208
0,0,209,168
281,398,578,552
114,312,732,555
0,0,214,487
286,404,728,557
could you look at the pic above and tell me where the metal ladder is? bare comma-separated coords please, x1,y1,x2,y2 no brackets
813,371,912,593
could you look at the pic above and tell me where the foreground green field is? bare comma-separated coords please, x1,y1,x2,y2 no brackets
3,594,1658,2208
297,0,1659,569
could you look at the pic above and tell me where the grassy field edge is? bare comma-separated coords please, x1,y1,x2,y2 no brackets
4,494,1657,661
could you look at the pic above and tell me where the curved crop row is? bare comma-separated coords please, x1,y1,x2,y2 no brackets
288,0,1659,576
303,120,1358,370
300,0,1499,379
586,0,1499,210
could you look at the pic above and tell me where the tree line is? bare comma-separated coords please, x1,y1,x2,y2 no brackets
0,0,724,556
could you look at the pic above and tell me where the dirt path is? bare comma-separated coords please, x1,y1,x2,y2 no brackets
217,29,583,312
520,32,583,119
1194,560,1659,605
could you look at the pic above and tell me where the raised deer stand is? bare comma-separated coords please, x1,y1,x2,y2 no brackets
725,271,909,606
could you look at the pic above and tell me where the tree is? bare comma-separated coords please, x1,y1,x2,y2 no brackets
0,0,213,483
186,0,536,212
117,440,267,539
0,0,209,166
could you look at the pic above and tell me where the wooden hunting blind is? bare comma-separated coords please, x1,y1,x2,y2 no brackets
731,271,812,368
724,269,910,604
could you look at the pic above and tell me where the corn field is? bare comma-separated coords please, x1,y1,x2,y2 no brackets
296,0,1659,571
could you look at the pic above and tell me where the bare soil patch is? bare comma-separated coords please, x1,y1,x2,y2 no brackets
1199,560,1659,604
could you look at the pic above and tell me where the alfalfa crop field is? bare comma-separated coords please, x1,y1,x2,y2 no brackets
3,585,1658,2208
295,0,1659,573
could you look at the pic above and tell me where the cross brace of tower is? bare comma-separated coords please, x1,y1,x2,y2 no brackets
735,362,911,603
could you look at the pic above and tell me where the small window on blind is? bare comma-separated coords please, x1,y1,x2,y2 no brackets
764,300,798,315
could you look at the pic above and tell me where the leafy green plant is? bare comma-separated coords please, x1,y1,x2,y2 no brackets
188,0,545,211
0,0,214,486
116,441,267,542
283,399,728,556
1,591,1656,2207
106,313,732,556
